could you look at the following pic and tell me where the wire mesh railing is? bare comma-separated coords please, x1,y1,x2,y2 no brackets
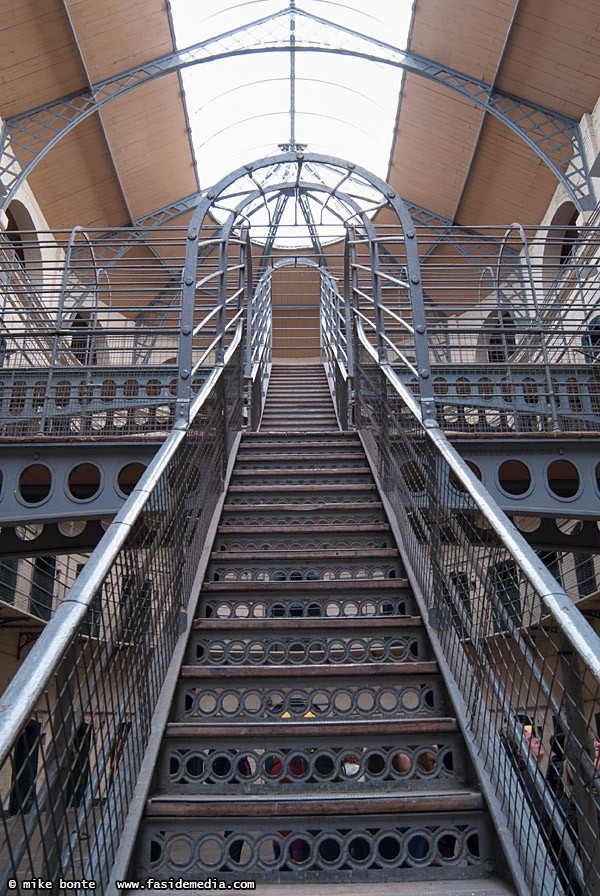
320,264,350,429
0,326,244,893
0,226,248,439
246,260,271,430
354,325,600,896
347,224,600,435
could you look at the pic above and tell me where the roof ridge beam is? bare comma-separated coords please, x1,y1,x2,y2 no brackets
1,4,593,212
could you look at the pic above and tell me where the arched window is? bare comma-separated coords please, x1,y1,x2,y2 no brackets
544,201,580,271
2,200,42,277
559,209,579,266
582,314,600,363
4,207,25,264
485,311,516,363
70,313,98,366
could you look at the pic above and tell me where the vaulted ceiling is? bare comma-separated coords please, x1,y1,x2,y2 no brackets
1,0,599,234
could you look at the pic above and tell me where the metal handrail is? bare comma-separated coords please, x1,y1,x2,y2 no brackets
357,320,600,681
0,319,243,768
354,315,600,895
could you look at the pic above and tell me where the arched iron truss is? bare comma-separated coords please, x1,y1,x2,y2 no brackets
0,3,595,213
177,152,436,423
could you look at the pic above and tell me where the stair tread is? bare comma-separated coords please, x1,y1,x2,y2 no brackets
216,524,391,533
228,484,378,492
233,467,371,475
202,577,409,591
193,616,423,630
235,454,365,462
164,718,459,737
180,662,439,678
209,548,399,560
240,439,358,447
145,790,485,817
222,502,385,512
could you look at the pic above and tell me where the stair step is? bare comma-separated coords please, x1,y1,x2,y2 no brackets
222,502,384,512
216,523,391,534
186,625,431,666
228,484,378,493
164,718,460,737
233,467,370,476
180,662,439,678
241,434,358,443
202,577,409,591
216,880,516,896
209,549,399,562
145,790,485,817
193,616,423,630
235,453,365,463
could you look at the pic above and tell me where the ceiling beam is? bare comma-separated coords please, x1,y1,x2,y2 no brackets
0,3,594,213
450,0,523,224
58,0,134,223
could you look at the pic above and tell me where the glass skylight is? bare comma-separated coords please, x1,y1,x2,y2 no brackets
169,0,415,190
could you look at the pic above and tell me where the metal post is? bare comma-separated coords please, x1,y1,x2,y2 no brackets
177,224,198,425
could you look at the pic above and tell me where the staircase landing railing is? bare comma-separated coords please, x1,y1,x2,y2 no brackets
0,217,258,890
353,327,600,896
320,219,600,895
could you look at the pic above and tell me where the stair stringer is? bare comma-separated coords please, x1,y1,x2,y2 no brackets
357,428,554,896
108,431,244,889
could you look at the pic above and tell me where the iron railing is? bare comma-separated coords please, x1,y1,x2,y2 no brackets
246,259,271,431
0,330,244,892
345,224,600,435
319,220,600,893
0,226,248,439
320,264,350,429
353,323,600,896
0,210,264,889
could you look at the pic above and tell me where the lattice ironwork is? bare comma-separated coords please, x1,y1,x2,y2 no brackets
0,5,594,212
354,339,600,896
139,813,496,882
0,340,244,891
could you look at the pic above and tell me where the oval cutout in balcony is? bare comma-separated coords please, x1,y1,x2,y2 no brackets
547,460,580,499
68,463,102,500
18,464,52,504
117,462,146,496
498,460,531,496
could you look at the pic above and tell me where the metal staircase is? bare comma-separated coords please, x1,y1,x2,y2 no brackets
3,159,600,896
132,364,509,888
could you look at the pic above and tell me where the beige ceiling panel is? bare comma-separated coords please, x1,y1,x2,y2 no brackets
497,0,600,115
0,0,85,117
26,115,129,231
388,75,483,220
99,76,198,222
64,0,175,81
454,117,559,226
408,0,516,82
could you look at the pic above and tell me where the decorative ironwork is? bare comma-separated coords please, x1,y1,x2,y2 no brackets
0,5,594,213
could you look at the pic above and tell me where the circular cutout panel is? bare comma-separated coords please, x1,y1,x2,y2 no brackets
547,460,579,499
68,463,101,500
19,464,52,504
498,460,531,497
117,462,146,496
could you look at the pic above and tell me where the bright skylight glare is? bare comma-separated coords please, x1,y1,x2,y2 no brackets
169,0,415,190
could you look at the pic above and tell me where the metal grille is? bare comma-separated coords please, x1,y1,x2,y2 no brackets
354,339,600,896
0,228,187,439
0,333,243,893
349,224,600,436
139,812,496,882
